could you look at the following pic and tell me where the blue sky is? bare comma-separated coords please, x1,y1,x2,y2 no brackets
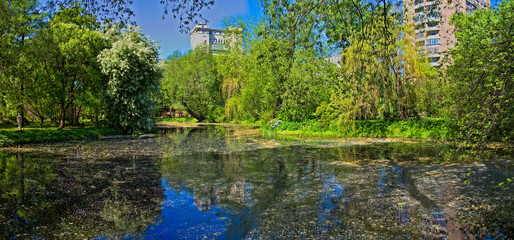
131,0,503,60
132,0,261,59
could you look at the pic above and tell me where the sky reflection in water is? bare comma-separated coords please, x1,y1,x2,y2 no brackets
0,125,512,239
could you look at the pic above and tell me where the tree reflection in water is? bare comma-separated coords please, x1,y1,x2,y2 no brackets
0,125,512,239
157,125,513,239
0,149,163,239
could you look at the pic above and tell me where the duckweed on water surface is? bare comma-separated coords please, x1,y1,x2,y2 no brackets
1,124,512,239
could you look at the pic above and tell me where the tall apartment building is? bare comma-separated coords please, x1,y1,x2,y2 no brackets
404,0,490,66
190,24,231,52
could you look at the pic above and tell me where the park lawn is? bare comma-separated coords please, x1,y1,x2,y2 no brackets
0,124,118,147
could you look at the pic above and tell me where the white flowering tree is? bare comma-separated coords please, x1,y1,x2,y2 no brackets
98,26,161,133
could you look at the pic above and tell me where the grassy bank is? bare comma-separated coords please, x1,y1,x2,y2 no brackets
154,117,198,123
262,118,455,140
0,124,118,147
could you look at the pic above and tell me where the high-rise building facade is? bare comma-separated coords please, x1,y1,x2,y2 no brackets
404,0,490,66
190,24,231,52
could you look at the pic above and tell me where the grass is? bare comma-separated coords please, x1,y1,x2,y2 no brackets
0,123,118,147
262,118,456,140
154,117,198,123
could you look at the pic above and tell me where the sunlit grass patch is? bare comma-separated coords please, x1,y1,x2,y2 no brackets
263,118,455,140
0,124,117,147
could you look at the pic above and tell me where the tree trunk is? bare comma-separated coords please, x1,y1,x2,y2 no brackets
58,103,66,129
73,106,81,126
70,105,76,126
181,100,205,122
396,69,407,120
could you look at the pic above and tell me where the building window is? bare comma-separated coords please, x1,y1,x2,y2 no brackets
427,12,438,18
428,38,439,45
466,1,476,13
414,14,424,22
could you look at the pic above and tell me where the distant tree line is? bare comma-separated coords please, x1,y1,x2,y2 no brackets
160,0,513,148
1,0,511,146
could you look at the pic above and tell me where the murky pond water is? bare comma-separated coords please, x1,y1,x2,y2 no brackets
1,124,512,239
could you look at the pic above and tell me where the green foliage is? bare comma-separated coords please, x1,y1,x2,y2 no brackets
155,117,198,123
239,38,290,122
0,0,42,120
98,26,161,134
447,0,514,147
263,118,453,140
161,45,223,122
34,7,107,128
278,50,337,121
216,25,248,120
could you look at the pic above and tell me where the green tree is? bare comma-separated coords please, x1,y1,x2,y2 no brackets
33,7,106,128
279,49,337,122
255,0,328,118
313,2,444,134
161,45,222,122
240,38,290,122
447,0,514,147
0,0,42,122
215,18,249,121
98,26,160,133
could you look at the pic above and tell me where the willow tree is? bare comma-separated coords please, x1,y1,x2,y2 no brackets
161,45,222,122
253,0,328,118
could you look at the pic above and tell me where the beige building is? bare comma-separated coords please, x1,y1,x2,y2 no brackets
190,24,231,52
404,0,490,66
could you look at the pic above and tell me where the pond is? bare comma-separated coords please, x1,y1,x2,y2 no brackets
1,124,512,239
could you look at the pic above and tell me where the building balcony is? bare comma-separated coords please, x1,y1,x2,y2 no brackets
426,34,439,40
430,61,441,67
425,0,438,6
426,26,439,32
428,52,441,58
416,37,425,42
211,44,228,51
426,16,439,22
415,28,426,34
